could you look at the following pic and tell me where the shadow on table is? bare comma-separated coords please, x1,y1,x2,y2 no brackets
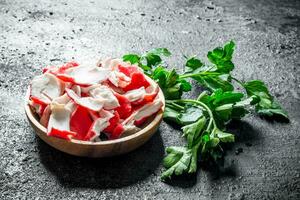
165,120,262,187
37,120,262,189
37,130,165,189
227,119,262,144
206,120,263,180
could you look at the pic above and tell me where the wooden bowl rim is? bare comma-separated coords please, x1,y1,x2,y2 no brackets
25,77,165,146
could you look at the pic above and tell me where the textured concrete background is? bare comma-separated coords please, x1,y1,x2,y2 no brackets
0,0,299,199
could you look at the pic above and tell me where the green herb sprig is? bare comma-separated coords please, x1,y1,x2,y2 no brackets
122,41,289,181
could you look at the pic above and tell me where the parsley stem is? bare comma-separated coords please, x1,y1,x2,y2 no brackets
197,91,207,101
206,118,214,132
179,72,220,79
170,102,184,110
231,77,249,95
231,77,244,87
166,99,217,129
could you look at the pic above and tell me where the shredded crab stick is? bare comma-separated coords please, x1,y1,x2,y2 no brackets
70,105,93,140
30,73,63,104
28,59,163,142
54,63,111,86
125,85,159,106
89,85,120,110
28,100,46,117
65,88,104,111
85,118,110,141
124,87,146,102
40,105,51,127
47,103,76,140
123,99,164,126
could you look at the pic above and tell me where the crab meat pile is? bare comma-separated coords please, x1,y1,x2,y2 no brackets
28,59,163,141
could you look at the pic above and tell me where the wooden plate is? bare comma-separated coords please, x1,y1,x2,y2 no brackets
25,77,165,157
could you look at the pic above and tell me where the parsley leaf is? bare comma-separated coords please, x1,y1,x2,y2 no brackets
212,128,235,143
209,89,244,106
153,67,191,100
122,54,141,65
193,73,234,92
207,41,235,73
123,48,171,74
197,89,251,125
145,53,162,68
214,96,257,124
182,41,236,92
182,116,207,148
243,80,288,120
163,106,181,123
179,106,204,125
147,48,171,57
185,56,204,74
164,105,204,125
161,146,193,181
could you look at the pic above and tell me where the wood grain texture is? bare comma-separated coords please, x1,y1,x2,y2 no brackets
25,77,165,157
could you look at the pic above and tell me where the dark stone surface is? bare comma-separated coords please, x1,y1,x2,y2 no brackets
0,0,299,199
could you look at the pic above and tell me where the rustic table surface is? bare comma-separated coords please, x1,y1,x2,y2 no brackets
0,0,299,199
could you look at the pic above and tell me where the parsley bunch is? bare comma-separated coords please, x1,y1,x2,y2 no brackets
122,41,289,181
